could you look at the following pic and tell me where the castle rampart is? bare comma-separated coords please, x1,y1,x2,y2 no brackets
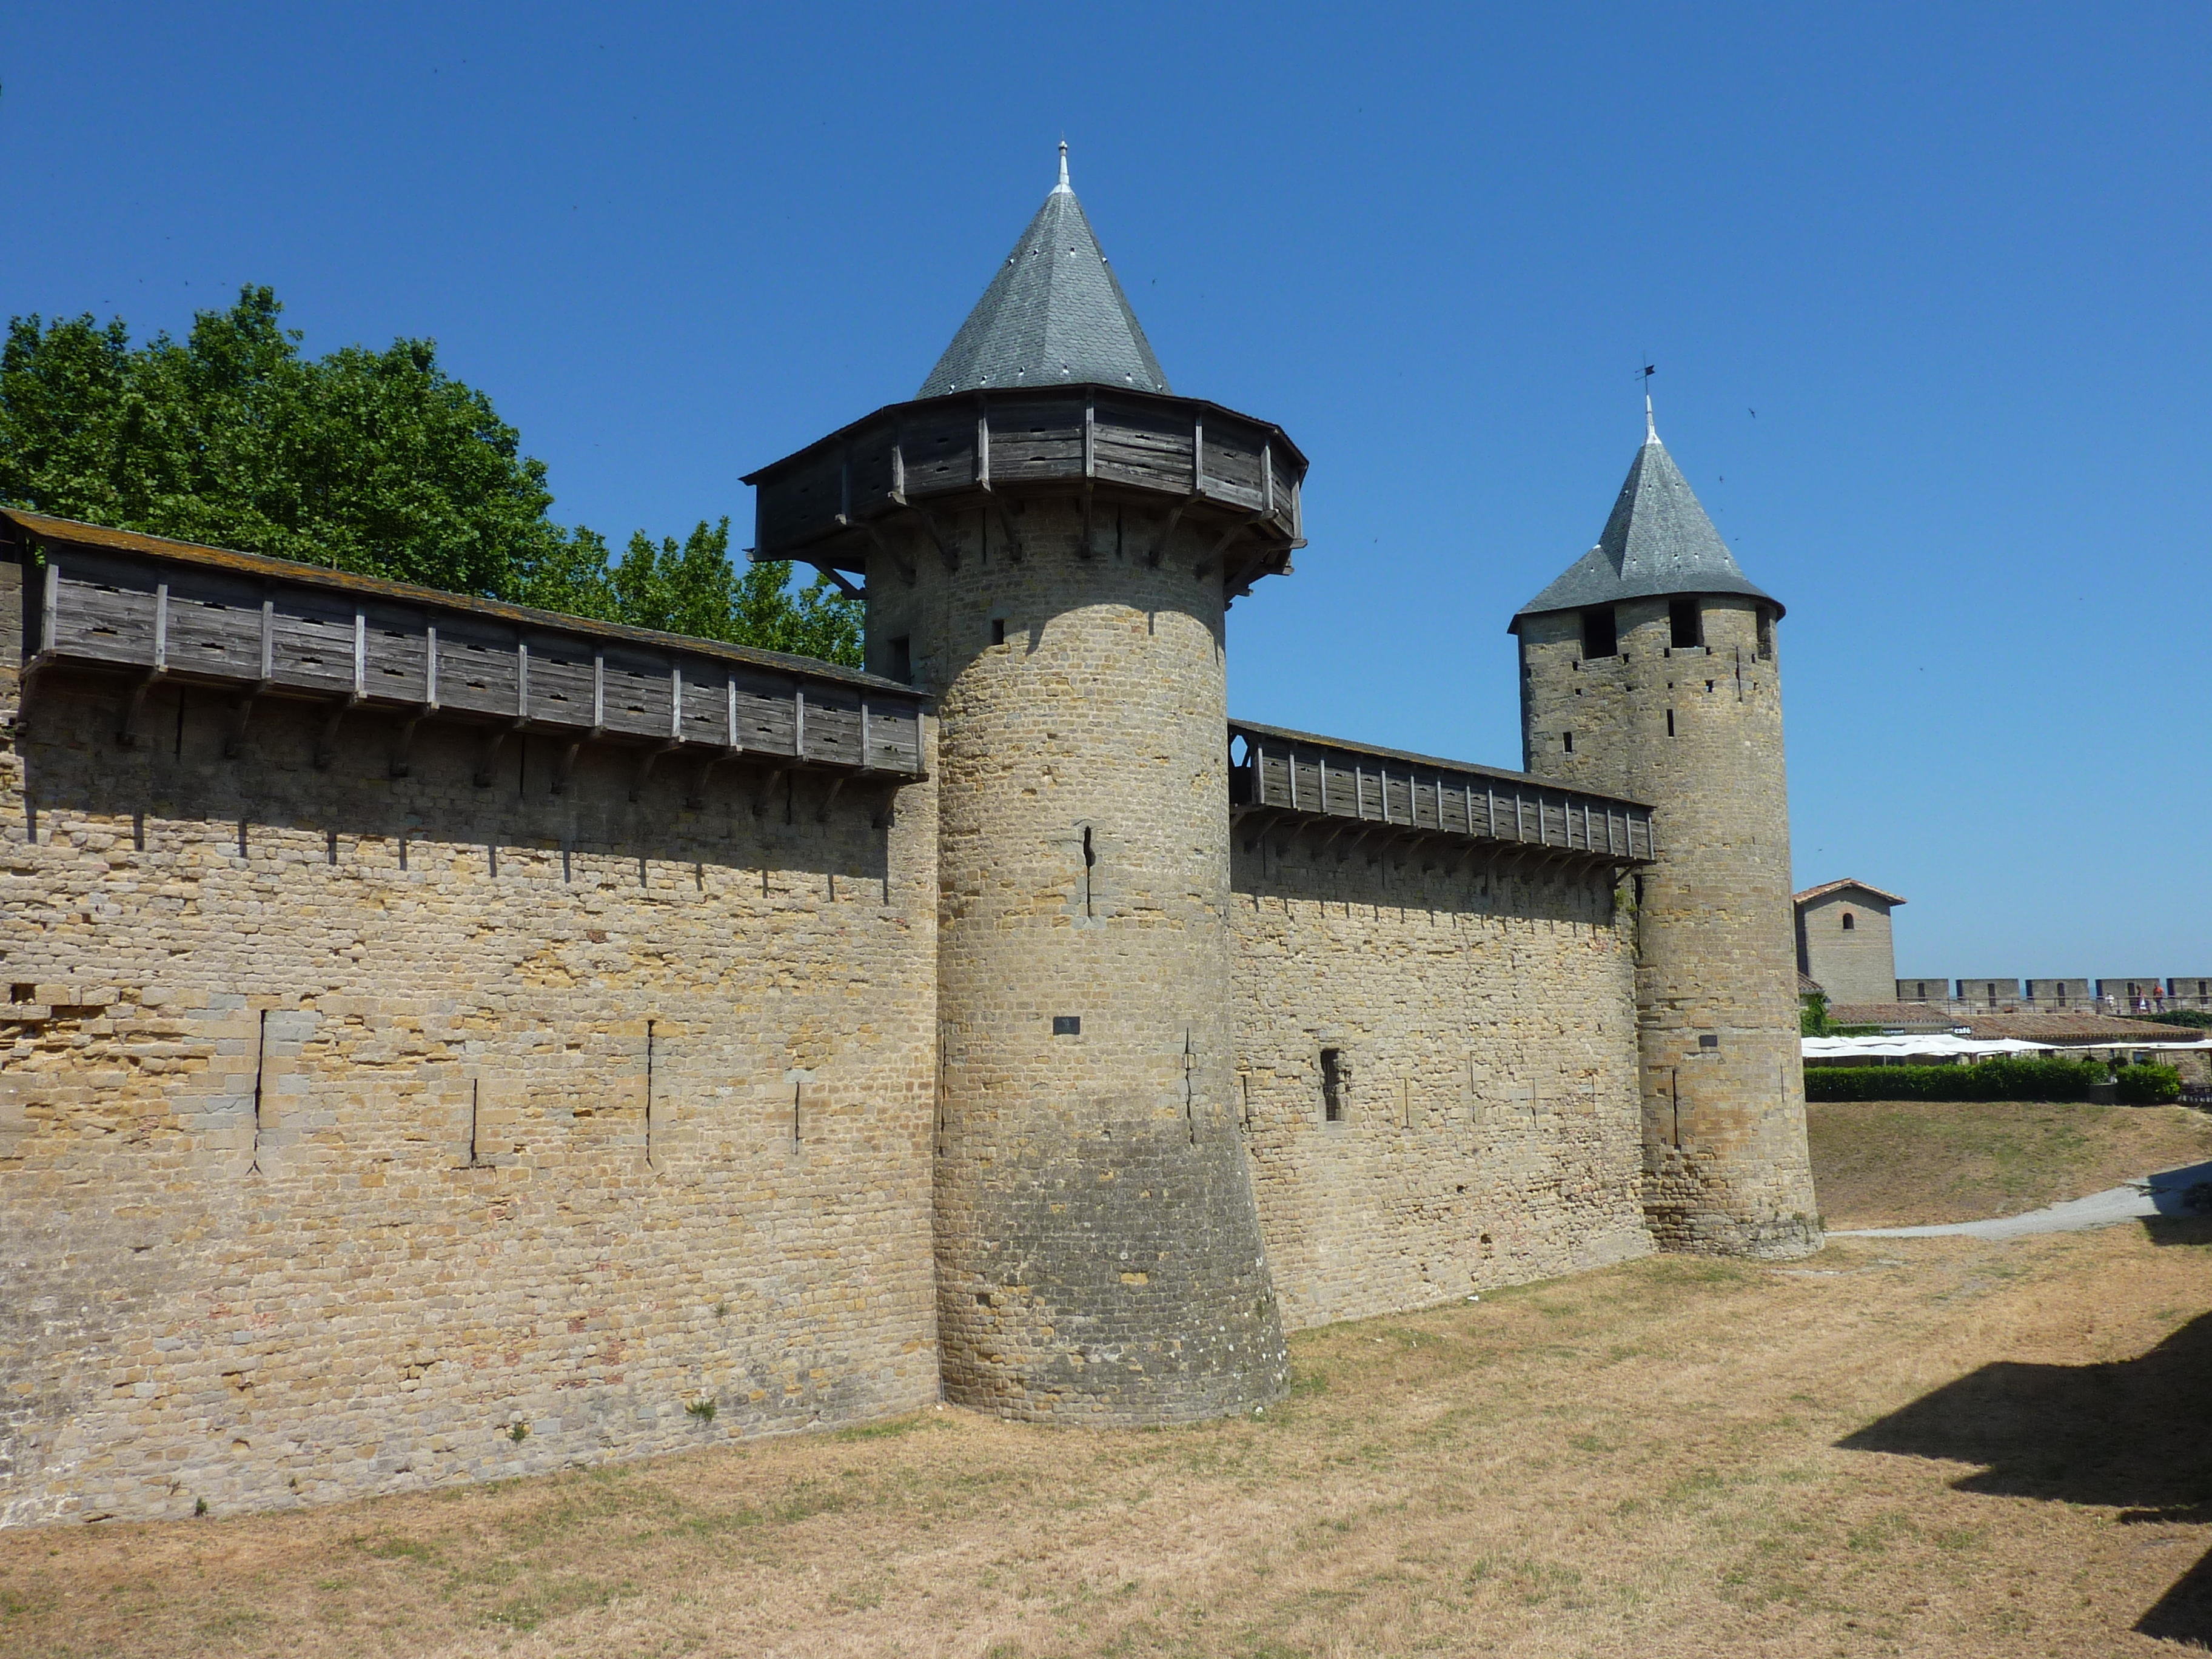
0,517,940,1525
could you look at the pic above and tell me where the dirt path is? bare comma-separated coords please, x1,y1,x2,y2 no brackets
1809,1100,2212,1229
2,1218,2207,1657
1835,1158,2212,1239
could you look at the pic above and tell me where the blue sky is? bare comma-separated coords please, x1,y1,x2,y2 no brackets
3,2,2207,974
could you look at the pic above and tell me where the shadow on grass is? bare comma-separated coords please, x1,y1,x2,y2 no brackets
1838,1310,2212,1646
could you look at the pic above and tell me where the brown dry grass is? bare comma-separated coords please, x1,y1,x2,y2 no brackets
1809,1100,2212,1229
3,1215,2209,1658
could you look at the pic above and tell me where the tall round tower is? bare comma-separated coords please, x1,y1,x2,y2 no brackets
745,149,1299,1421
1511,404,1820,1258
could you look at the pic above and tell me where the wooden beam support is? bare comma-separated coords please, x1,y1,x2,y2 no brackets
223,683,270,759
628,740,679,802
907,502,960,571
1146,492,1199,568
684,749,730,809
1193,512,1262,580
473,725,515,789
813,773,850,822
810,563,865,601
551,737,583,794
313,701,353,771
984,491,1025,563
850,516,916,586
752,764,791,818
871,781,902,830
116,669,163,748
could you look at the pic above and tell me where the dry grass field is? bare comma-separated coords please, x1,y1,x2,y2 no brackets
3,1110,2208,1658
1809,1100,2212,1229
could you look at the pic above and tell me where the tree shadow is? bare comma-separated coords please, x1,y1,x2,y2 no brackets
1838,1311,2212,1646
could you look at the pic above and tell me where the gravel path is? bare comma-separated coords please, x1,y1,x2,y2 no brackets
1831,1159,2212,1240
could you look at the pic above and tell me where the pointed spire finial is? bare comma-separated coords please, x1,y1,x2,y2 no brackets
1645,394,1658,446
1056,139,1071,194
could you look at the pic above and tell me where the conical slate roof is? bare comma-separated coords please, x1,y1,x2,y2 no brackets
917,147,1170,398
1514,411,1780,623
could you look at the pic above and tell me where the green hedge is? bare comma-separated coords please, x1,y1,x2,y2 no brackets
2116,1063,2183,1105
1805,1057,2107,1102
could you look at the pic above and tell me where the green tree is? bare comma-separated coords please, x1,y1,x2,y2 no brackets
0,286,861,667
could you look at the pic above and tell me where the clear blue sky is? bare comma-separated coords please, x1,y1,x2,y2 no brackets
4,2,2207,975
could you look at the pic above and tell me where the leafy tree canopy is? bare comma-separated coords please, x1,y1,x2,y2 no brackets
0,286,860,666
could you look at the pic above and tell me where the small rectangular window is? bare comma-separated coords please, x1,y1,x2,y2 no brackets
1563,732,1574,754
1320,1048,1343,1123
1669,598,1703,649
1757,608,1775,659
1579,606,1617,659
1666,708,1675,737
991,617,1006,646
887,635,912,682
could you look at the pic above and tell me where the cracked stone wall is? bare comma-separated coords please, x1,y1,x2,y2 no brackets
0,646,939,1526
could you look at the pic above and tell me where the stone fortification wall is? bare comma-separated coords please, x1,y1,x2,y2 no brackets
1230,833,1651,1329
0,649,939,1525
1520,596,1820,1257
1795,890,1896,1007
868,496,1288,1425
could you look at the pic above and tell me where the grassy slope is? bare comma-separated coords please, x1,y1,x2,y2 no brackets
1809,1101,2212,1230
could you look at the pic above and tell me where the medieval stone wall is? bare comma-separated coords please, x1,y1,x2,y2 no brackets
0,656,939,1526
1795,890,1897,1007
1229,832,1652,1330
871,497,1289,1426
1521,596,1820,1257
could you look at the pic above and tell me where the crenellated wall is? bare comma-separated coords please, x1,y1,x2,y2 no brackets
1228,829,1652,1330
0,659,940,1526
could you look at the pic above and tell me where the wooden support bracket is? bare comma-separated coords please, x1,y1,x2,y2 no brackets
1193,512,1264,581
551,738,583,794
908,503,960,571
116,669,164,748
813,773,850,822
752,764,791,818
871,781,901,830
1146,492,1199,568
224,682,270,759
473,723,521,789
984,492,1025,563
389,711,425,778
685,749,736,809
811,563,865,601
315,695,364,771
628,740,679,802
850,517,916,586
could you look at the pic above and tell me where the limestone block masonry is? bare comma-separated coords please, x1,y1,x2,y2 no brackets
1520,596,1822,1256
869,498,1290,1423
1230,833,1653,1328
1,633,941,1524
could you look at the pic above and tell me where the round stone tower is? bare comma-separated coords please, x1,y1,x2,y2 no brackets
745,149,1299,1420
1510,404,1820,1258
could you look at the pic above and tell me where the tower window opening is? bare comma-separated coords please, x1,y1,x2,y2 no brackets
1320,1048,1344,1123
1842,912,1855,931
1669,597,1703,649
1666,709,1675,737
1081,825,1096,917
1579,605,1617,659
887,635,912,682
991,617,1006,646
1563,732,1574,754
1757,608,1775,659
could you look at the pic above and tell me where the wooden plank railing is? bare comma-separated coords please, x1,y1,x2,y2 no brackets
10,519,927,780
1227,719,1655,864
